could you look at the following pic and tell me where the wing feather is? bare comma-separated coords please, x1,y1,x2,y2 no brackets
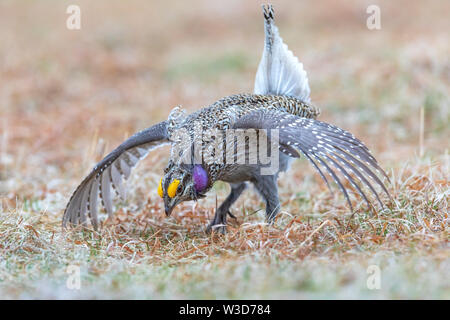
233,110,390,212
120,158,131,179
88,178,99,229
63,121,169,229
100,167,113,218
111,163,126,201
79,181,91,225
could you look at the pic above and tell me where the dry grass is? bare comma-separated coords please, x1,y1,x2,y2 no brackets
0,0,448,299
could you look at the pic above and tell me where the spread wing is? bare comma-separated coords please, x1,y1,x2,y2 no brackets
63,121,169,230
233,110,391,211
254,4,311,102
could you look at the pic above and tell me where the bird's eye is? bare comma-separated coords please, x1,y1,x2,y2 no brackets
167,179,180,198
157,178,164,198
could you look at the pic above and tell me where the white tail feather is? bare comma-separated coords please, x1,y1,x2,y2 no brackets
254,5,311,102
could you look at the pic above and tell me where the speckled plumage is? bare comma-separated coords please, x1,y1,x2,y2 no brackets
63,5,390,232
165,93,320,184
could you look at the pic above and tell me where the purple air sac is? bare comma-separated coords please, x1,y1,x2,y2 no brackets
193,165,208,193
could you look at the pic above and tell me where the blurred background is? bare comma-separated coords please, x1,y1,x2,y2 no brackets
0,0,448,299
1,0,448,186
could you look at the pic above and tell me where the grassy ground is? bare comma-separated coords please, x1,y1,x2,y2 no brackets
0,0,448,299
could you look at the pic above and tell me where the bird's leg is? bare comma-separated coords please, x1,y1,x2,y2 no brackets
207,182,247,234
253,175,280,223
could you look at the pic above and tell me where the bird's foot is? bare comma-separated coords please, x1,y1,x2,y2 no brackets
206,210,236,234
206,222,227,235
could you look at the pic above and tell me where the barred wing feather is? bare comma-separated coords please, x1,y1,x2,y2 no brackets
233,110,391,212
63,121,169,230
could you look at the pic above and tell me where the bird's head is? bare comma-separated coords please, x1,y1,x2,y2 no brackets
158,164,209,216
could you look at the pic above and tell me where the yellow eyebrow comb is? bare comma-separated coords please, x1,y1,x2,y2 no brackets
167,179,180,198
157,178,164,198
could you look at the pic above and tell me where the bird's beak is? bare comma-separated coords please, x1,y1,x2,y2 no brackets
164,203,174,216
164,203,177,217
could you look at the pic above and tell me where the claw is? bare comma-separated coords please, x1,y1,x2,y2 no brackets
227,210,237,219
206,223,227,235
